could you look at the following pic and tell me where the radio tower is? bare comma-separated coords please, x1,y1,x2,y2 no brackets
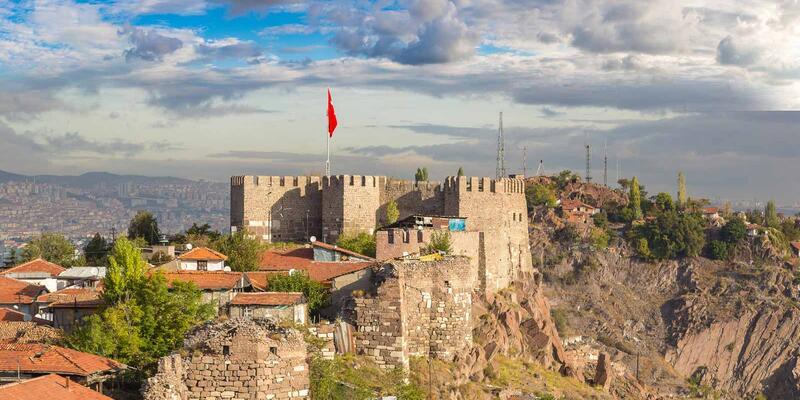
603,139,608,186
496,112,506,179
585,143,592,183
521,145,527,177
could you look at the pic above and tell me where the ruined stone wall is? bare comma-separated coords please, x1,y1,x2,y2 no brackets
352,273,407,369
443,176,532,293
375,228,481,270
144,319,309,400
353,257,476,369
230,176,322,242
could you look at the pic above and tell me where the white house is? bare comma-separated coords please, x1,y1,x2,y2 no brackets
0,259,66,292
176,247,227,271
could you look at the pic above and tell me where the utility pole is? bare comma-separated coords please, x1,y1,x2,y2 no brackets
496,112,505,179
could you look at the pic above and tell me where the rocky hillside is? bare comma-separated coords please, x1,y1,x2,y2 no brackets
539,226,800,399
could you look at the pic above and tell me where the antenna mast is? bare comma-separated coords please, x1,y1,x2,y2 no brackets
603,139,608,186
522,145,527,177
585,143,592,183
536,160,544,176
496,112,506,179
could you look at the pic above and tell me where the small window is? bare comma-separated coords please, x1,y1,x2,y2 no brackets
417,231,423,243
243,307,253,318
269,347,278,356
222,345,230,356
197,260,208,271
444,281,451,288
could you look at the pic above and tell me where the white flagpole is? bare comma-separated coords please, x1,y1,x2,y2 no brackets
326,131,330,176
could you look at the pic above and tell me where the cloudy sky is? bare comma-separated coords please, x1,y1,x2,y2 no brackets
1,0,799,203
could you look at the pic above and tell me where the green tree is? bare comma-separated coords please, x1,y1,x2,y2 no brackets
213,230,263,272
525,184,557,210
267,271,329,314
617,178,631,191
414,167,429,183
184,223,222,242
634,210,705,260
84,233,109,266
708,240,730,260
592,212,609,229
128,210,161,245
385,200,400,225
21,233,81,267
677,171,687,207
765,200,779,228
630,176,643,220
721,217,747,244
68,238,214,372
426,230,452,254
555,170,578,190
456,167,464,177
635,237,653,260
104,237,149,304
336,232,376,258
654,192,674,213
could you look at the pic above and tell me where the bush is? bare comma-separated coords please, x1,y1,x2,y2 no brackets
592,212,609,229
267,271,329,314
553,224,579,244
336,232,376,258
591,228,610,250
526,184,557,210
721,217,747,244
708,240,730,260
426,230,452,254
550,309,569,335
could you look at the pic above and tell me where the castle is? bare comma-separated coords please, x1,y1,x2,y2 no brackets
230,175,532,292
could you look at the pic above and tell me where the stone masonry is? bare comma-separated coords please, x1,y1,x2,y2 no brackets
352,257,477,370
231,175,531,293
143,318,309,400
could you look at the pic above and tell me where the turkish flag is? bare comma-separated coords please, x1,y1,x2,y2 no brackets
327,89,338,137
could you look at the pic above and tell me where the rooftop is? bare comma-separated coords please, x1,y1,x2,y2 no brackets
230,292,304,306
1,259,66,277
0,307,50,324
177,247,227,261
38,288,103,309
160,271,244,290
57,267,107,280
310,240,375,261
0,343,124,377
260,248,374,284
0,276,44,304
0,374,113,400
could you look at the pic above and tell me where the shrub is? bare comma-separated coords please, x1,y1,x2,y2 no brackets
267,271,329,314
426,230,452,254
553,224,579,244
336,232,376,258
708,240,730,260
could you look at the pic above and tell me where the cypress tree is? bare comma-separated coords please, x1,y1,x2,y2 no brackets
677,171,687,207
631,176,643,220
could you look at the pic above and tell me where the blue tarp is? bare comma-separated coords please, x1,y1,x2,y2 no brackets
448,218,466,231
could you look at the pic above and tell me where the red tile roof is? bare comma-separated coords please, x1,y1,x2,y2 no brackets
311,241,375,261
0,374,113,400
244,271,278,291
38,288,103,309
160,271,244,290
230,292,304,306
791,241,800,251
560,199,595,211
0,343,124,377
177,247,227,261
0,277,45,305
0,308,49,324
260,248,374,284
1,259,66,277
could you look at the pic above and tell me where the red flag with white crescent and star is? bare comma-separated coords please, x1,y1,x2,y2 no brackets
327,88,337,137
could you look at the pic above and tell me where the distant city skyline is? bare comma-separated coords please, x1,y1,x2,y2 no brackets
1,1,799,202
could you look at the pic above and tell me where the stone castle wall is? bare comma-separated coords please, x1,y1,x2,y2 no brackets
143,319,309,400
231,174,532,292
353,257,476,369
230,176,322,242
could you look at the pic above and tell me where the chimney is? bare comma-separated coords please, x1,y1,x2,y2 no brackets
65,376,70,390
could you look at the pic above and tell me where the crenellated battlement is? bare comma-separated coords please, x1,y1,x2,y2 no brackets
323,175,381,188
234,175,322,188
443,176,526,194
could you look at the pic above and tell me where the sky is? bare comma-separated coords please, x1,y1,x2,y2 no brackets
1,0,799,204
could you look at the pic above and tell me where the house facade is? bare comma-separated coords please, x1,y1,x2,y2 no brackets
229,292,307,325
176,247,227,271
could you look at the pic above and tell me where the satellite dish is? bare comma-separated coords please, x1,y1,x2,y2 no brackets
309,236,317,243
91,267,99,276
186,243,193,250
